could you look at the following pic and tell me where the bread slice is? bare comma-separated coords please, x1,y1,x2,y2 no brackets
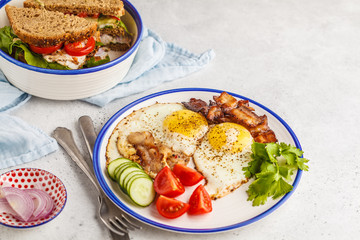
5,5,97,47
100,27,132,51
23,0,125,17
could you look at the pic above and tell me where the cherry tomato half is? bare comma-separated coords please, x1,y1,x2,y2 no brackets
29,42,63,54
156,195,189,219
188,185,212,215
64,37,95,56
172,164,204,186
153,166,185,198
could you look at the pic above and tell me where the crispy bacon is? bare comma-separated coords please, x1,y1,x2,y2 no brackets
182,92,278,143
228,107,263,128
207,105,224,122
182,98,208,115
127,131,190,178
254,130,278,143
127,132,164,176
214,92,238,111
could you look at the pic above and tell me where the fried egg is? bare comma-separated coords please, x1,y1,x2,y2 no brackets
106,103,209,165
193,122,254,199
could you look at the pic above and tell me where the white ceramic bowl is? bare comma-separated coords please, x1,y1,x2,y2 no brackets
0,0,143,100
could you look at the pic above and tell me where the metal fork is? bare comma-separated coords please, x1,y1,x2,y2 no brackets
53,127,140,236
78,116,143,237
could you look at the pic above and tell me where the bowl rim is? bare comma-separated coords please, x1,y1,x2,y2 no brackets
0,167,68,229
0,0,143,75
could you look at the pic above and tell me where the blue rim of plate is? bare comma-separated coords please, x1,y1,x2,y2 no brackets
0,168,68,229
0,0,143,75
93,88,303,234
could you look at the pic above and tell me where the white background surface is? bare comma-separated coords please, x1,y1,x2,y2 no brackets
1,0,360,239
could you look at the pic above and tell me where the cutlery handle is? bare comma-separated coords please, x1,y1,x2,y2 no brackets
53,127,102,195
78,115,97,159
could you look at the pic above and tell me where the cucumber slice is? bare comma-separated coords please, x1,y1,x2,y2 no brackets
118,167,144,188
115,162,136,182
114,161,135,181
107,158,131,180
128,177,155,207
122,171,149,194
125,174,151,194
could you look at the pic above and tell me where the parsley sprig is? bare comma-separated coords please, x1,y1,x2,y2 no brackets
243,142,309,206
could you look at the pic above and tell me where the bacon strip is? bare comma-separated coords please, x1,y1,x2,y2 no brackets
182,92,278,143
127,131,190,178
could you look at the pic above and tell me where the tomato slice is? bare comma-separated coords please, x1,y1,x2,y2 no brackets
77,12,88,18
156,195,189,219
92,13,100,18
172,164,204,186
64,37,95,56
110,15,121,21
153,166,185,198
29,42,63,54
188,185,212,215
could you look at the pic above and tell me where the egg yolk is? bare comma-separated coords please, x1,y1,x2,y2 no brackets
208,122,252,153
163,110,208,137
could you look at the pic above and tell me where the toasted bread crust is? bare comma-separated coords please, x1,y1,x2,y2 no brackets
100,28,132,51
5,5,97,47
106,42,130,51
23,0,125,16
100,26,126,37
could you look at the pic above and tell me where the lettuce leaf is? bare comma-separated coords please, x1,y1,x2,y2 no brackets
84,55,110,68
117,20,131,35
0,26,16,53
0,26,110,70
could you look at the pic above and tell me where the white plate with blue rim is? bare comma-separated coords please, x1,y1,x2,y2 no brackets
93,88,303,234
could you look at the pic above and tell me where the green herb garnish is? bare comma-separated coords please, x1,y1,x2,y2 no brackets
243,142,309,206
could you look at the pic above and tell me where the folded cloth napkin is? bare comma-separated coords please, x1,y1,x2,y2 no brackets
0,71,31,113
0,114,58,169
0,27,215,169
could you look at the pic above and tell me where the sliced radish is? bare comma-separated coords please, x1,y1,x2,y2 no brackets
1,187,34,222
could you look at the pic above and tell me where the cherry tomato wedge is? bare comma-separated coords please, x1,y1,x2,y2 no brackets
172,164,204,186
64,37,95,56
29,42,63,54
188,185,212,215
156,195,189,219
154,166,185,198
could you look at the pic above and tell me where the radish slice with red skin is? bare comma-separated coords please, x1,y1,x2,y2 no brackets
1,187,34,222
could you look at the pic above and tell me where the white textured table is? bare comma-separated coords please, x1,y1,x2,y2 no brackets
1,0,360,239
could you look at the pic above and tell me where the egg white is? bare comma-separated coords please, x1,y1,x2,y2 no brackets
106,103,209,164
193,123,253,199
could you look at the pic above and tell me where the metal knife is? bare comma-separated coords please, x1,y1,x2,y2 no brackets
78,116,141,240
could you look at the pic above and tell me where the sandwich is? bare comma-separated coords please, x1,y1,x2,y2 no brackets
0,5,110,69
23,0,132,51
